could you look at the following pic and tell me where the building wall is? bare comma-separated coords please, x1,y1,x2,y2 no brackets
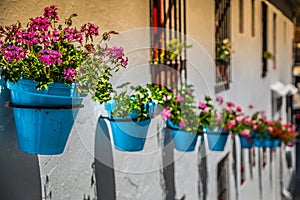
222,0,294,119
0,0,296,200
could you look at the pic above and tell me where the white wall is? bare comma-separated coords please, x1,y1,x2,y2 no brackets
224,0,294,119
0,0,296,199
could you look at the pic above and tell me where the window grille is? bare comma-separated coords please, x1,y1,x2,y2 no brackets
150,0,187,91
251,0,255,37
239,0,244,33
262,2,268,78
215,0,231,93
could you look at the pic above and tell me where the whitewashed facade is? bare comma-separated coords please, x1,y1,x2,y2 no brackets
0,0,296,199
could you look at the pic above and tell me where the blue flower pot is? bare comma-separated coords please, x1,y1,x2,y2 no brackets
167,120,198,152
7,79,84,155
206,130,230,151
7,79,83,106
273,139,281,148
253,138,264,148
170,129,198,152
109,118,151,151
238,135,253,149
264,138,274,148
145,100,158,118
104,98,157,152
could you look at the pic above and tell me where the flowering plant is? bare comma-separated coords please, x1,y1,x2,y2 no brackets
159,38,192,62
269,120,298,144
160,84,200,133
226,107,253,137
107,82,171,121
198,95,237,133
77,38,128,103
0,5,127,95
216,38,234,61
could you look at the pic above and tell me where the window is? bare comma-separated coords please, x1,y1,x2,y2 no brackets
239,0,244,33
217,154,230,200
215,0,231,93
261,2,268,78
251,0,255,37
150,0,187,91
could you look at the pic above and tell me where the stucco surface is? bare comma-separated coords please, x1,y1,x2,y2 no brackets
0,0,296,199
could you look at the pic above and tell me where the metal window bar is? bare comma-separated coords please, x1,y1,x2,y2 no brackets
251,0,255,37
273,13,277,69
239,0,244,33
215,0,231,92
150,0,187,92
262,2,268,78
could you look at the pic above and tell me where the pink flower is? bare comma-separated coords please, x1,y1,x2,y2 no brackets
236,116,243,122
198,102,207,109
253,124,258,130
266,120,272,126
244,117,252,124
179,120,185,128
203,107,210,114
160,107,171,120
291,125,296,131
38,49,62,65
226,107,232,113
241,129,251,137
44,5,59,21
176,96,184,102
81,23,99,38
259,110,266,118
228,120,236,129
226,102,235,108
236,106,242,112
268,127,273,133
287,142,295,147
185,89,193,94
217,114,222,121
64,68,76,81
216,95,223,105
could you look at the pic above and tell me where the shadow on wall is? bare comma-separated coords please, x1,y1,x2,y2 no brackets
0,82,41,200
95,117,116,200
95,118,177,200
162,128,176,200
